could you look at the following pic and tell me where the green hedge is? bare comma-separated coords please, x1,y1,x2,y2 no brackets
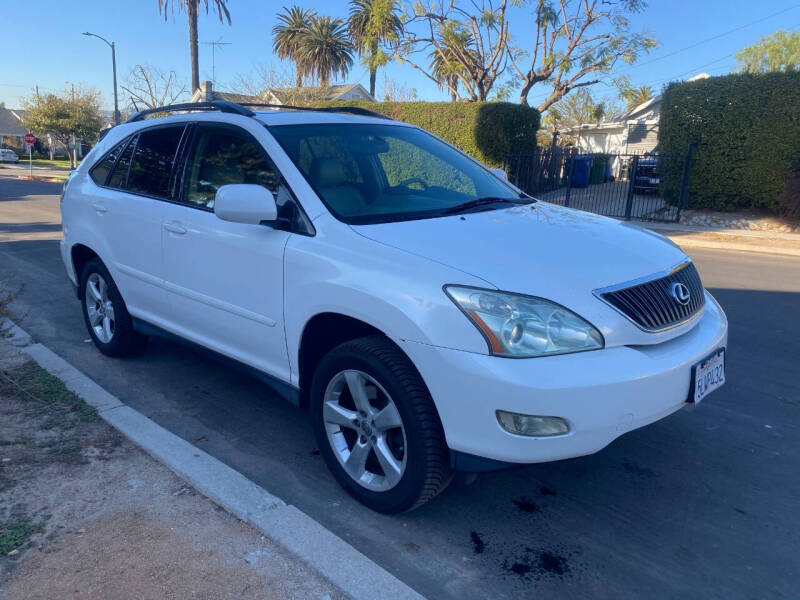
659,72,800,212
310,101,539,168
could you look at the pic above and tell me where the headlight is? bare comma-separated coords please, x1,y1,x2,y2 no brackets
444,286,604,358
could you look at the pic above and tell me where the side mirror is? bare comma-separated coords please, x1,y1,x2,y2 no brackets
214,184,278,225
490,167,508,180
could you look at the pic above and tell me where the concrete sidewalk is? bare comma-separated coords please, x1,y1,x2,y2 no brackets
0,163,71,182
0,320,423,600
643,222,800,257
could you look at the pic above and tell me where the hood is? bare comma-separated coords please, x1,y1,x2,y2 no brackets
351,202,689,342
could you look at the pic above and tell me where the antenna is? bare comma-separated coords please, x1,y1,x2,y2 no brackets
200,37,231,86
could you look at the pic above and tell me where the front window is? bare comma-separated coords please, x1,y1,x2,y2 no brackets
269,123,530,224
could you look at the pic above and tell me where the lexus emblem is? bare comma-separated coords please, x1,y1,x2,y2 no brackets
670,282,691,306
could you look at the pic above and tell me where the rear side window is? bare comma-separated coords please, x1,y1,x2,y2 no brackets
182,125,279,209
127,126,185,198
90,139,128,186
107,137,136,190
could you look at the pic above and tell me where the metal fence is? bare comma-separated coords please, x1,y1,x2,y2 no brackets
504,146,695,223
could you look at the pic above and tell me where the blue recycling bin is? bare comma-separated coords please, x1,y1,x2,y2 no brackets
570,156,593,188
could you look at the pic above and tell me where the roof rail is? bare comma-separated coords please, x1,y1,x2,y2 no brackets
126,100,254,123
239,103,392,120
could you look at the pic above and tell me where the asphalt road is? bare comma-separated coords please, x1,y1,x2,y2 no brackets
1,174,798,599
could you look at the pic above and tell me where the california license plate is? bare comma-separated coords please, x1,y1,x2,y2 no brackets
690,348,726,403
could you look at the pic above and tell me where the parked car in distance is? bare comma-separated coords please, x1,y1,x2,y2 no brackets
0,148,20,163
632,155,660,194
59,101,728,513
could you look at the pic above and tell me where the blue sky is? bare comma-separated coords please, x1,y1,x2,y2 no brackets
2,1,799,111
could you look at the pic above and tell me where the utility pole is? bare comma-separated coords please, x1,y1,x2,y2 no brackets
200,38,231,87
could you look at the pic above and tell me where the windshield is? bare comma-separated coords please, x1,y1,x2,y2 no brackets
269,123,530,224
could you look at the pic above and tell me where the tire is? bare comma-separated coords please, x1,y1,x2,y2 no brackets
79,258,147,357
311,335,453,513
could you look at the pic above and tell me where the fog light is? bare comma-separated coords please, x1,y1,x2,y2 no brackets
496,410,570,437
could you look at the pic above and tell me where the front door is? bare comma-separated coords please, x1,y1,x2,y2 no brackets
161,122,291,382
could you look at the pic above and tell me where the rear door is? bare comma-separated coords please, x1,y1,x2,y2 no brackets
87,124,186,321
160,121,292,382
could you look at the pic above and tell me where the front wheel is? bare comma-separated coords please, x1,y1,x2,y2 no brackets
311,336,452,513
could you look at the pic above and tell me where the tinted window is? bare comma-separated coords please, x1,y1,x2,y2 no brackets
107,136,136,190
127,126,184,198
183,125,279,209
90,139,128,186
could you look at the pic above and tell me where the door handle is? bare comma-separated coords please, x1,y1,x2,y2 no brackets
163,222,187,235
91,202,107,213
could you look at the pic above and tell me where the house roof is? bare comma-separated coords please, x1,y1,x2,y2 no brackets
265,83,374,104
0,108,27,136
621,95,661,121
190,81,375,107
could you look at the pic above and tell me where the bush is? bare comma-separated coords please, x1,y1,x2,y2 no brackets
310,101,540,168
659,72,800,212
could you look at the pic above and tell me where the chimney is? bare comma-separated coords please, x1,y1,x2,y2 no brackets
200,80,213,102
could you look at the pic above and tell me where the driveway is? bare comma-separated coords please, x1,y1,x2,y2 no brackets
1,174,798,599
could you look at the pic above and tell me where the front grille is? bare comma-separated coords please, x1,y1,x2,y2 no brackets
596,261,705,331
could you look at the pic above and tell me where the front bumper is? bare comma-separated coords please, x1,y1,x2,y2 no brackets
396,291,728,464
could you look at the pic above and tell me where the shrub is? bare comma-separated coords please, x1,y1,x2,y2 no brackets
659,72,800,212
310,101,540,168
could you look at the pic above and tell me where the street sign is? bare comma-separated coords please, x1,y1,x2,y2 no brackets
24,133,36,145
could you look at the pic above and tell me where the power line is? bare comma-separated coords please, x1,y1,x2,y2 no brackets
614,4,800,76
525,7,800,106
528,17,800,109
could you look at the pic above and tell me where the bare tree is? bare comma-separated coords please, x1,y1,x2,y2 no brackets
381,74,418,101
511,0,656,111
121,64,188,111
228,63,298,96
395,0,509,101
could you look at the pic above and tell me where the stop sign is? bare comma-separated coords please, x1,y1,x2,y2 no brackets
24,133,36,145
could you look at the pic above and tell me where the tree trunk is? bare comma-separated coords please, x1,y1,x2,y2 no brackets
296,65,302,88
189,1,200,92
519,79,533,106
450,75,458,103
368,40,379,98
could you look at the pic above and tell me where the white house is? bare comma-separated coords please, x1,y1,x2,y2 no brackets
189,81,375,106
563,73,710,155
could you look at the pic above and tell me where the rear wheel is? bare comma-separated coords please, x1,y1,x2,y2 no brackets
80,258,146,357
311,336,452,513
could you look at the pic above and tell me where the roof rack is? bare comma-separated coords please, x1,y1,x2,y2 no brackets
239,103,393,120
123,99,392,125
126,100,254,123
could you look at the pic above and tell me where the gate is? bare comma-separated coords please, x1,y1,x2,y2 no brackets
504,146,695,223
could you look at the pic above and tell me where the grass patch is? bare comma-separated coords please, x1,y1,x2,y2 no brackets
0,519,42,555
0,361,98,428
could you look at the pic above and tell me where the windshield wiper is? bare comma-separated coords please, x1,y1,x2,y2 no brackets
441,196,526,216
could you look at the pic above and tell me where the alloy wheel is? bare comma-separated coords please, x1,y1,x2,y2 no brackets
323,369,407,492
85,272,115,343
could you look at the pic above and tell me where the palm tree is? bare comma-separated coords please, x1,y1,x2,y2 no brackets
429,32,472,103
272,6,315,88
348,0,402,98
298,16,354,87
158,0,231,93
623,85,654,110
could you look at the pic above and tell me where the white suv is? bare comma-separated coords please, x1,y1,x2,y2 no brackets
60,102,728,513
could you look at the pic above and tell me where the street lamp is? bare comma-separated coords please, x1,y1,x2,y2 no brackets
82,31,119,125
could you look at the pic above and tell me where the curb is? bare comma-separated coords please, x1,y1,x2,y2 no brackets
4,320,423,600
16,175,64,183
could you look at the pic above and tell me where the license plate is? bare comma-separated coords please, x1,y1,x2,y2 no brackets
690,348,726,403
